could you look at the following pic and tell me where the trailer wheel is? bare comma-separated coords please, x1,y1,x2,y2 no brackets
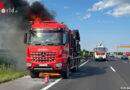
30,71,39,78
62,63,70,79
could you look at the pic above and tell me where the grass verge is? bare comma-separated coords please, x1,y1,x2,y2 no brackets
0,64,28,84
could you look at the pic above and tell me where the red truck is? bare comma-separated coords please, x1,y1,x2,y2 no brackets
24,21,80,78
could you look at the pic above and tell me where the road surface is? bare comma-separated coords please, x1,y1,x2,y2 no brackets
0,57,130,90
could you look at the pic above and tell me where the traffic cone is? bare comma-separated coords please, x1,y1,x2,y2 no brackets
44,75,49,84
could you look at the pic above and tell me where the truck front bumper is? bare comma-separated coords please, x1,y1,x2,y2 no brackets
95,55,106,59
26,57,64,72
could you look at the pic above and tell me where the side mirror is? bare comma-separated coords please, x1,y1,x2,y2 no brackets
24,33,27,44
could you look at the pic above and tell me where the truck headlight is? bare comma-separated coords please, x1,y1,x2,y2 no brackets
55,62,62,67
26,63,32,67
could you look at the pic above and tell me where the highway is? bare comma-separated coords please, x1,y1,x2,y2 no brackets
0,57,130,90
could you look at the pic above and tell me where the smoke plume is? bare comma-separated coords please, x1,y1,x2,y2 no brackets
0,0,55,70
27,1,55,21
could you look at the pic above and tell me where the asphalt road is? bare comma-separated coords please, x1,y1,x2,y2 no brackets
0,57,130,90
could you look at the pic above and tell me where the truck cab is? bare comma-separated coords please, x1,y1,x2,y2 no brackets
24,21,80,78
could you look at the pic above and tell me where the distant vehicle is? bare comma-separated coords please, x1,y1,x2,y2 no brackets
121,55,128,60
94,44,108,61
109,52,115,57
125,52,130,56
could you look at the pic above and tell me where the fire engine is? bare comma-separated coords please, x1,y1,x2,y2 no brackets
94,42,108,61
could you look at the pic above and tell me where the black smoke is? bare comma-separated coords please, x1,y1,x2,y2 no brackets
0,0,56,70
27,1,55,21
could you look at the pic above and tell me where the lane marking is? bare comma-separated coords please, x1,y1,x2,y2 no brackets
41,60,89,90
110,66,116,72
41,78,62,90
79,60,89,68
122,61,127,63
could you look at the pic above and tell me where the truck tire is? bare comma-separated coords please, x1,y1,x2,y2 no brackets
30,71,39,78
61,63,70,79
103,59,106,61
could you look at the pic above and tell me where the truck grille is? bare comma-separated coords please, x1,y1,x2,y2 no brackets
31,52,56,62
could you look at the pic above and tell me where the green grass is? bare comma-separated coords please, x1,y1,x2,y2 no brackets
0,64,28,84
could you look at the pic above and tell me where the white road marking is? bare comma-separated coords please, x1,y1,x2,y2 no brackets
41,60,89,90
41,78,62,90
122,61,127,63
110,66,116,72
79,60,89,68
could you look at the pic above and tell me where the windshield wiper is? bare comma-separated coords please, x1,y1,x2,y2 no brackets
35,43,41,46
31,41,42,46
47,43,55,45
32,41,60,46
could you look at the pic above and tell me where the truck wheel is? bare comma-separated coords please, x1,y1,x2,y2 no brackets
30,71,39,78
103,59,106,61
62,64,70,79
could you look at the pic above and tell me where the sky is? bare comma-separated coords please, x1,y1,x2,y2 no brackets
28,0,130,52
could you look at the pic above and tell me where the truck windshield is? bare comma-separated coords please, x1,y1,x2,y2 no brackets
96,48,106,51
29,30,62,46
